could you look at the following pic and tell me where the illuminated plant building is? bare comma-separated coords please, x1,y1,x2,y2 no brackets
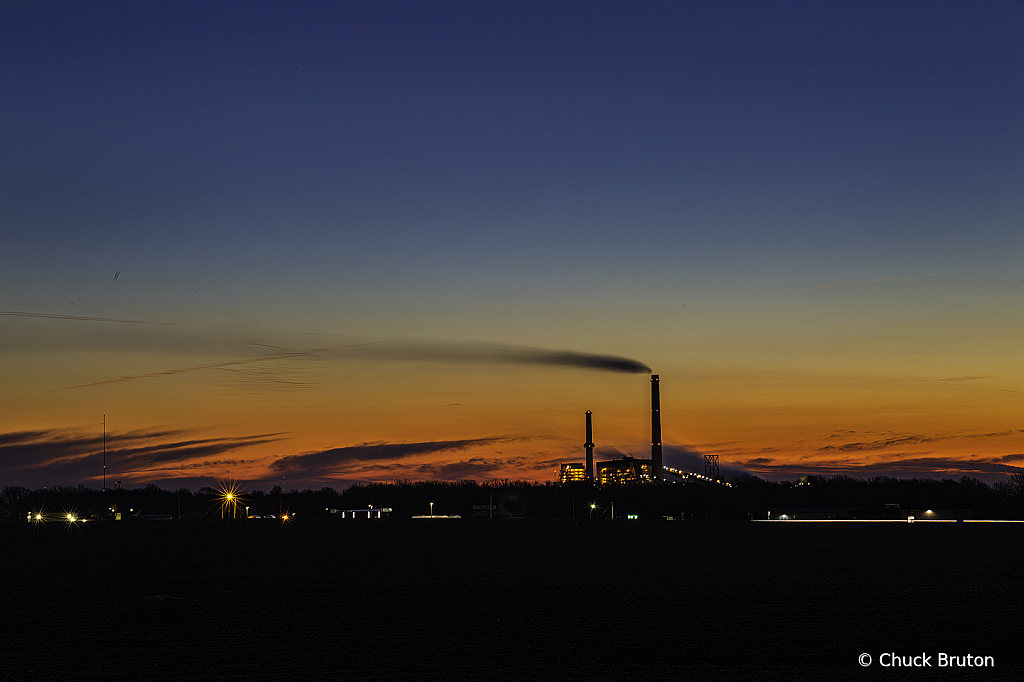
559,463,587,484
596,456,652,485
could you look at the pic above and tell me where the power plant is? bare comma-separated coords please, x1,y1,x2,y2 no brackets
560,373,663,485
558,373,726,486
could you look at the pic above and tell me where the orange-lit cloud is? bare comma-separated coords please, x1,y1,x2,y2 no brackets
271,436,535,475
0,428,283,486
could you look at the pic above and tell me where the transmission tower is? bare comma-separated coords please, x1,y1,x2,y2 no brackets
704,454,720,480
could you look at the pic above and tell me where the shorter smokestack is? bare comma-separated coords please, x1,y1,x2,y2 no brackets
584,410,594,481
651,374,662,481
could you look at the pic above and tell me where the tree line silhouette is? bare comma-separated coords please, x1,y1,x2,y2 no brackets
2,473,1022,521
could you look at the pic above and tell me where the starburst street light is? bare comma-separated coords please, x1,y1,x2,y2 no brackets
217,481,244,519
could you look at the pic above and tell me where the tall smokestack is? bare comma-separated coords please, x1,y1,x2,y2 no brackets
651,374,662,481
584,410,594,481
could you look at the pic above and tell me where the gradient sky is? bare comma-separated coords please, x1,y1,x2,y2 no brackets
2,0,1022,490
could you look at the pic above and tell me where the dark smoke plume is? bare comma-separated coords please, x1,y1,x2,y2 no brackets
350,342,651,374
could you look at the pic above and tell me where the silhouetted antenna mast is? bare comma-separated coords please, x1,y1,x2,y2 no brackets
102,413,106,492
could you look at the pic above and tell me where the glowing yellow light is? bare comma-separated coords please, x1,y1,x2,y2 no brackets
35,514,42,520
216,481,246,519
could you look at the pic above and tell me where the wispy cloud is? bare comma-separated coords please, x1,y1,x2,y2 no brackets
816,430,1024,453
339,454,563,480
411,457,523,479
270,436,533,474
737,454,1024,479
817,434,943,453
912,377,1024,394
0,428,282,485
994,454,1024,463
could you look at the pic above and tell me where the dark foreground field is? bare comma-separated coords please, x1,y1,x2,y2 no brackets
2,519,1020,681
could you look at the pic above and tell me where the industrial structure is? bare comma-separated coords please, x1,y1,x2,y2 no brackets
596,456,652,485
559,463,587,483
651,374,663,481
558,373,732,488
704,454,719,480
560,373,661,486
584,409,595,481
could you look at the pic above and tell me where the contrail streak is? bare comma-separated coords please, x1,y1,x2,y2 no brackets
53,340,394,391
0,310,174,324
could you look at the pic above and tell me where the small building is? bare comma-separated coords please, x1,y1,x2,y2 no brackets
558,463,587,484
596,456,652,485
330,507,392,519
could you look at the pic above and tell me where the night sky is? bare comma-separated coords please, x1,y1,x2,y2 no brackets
2,0,1021,490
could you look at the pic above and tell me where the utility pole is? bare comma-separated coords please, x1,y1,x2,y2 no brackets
102,413,106,492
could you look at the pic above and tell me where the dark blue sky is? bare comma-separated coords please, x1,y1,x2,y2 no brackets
5,1,1019,265
2,1,1022,488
